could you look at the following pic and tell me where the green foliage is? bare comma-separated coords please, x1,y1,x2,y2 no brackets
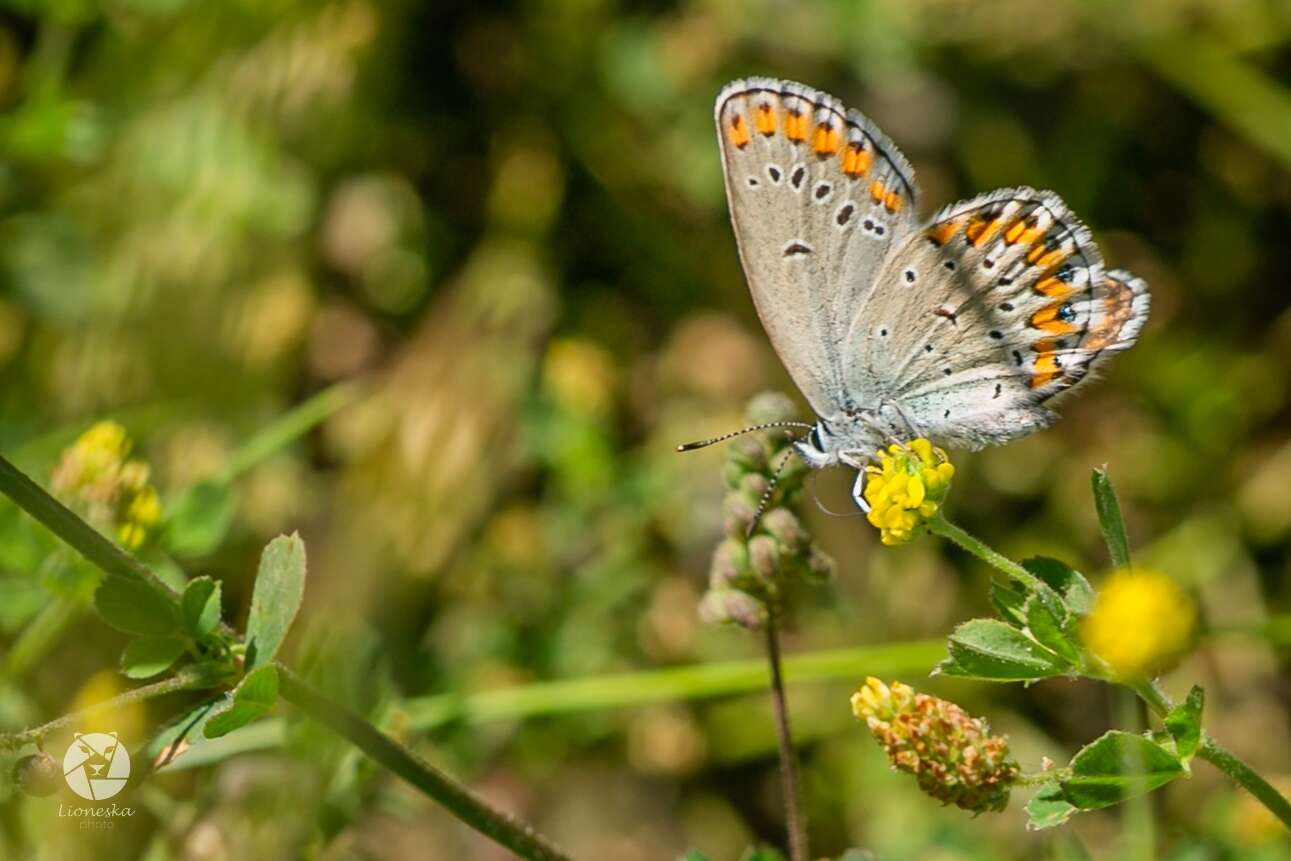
203,664,280,739
1091,468,1131,569
1060,731,1185,809
1164,685,1205,762
120,635,186,679
181,575,222,640
245,534,306,671
936,618,1073,681
1026,782,1077,830
94,575,179,636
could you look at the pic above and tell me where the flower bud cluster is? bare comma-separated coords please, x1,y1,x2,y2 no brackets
699,393,835,630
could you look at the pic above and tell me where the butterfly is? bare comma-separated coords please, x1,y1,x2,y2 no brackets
703,78,1149,512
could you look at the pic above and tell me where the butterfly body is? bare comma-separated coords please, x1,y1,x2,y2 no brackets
714,78,1149,508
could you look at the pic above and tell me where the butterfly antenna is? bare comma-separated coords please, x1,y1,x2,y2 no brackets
746,445,799,537
676,421,815,452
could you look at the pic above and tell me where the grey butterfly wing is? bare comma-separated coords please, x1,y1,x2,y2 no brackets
846,187,1149,449
716,78,918,417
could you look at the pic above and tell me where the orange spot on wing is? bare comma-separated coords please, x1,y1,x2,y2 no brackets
1011,223,1046,247
1030,342,1061,388
883,189,902,213
1034,275,1074,298
965,215,1003,248
928,219,962,245
756,103,776,136
841,144,872,177
727,113,751,148
785,110,808,142
869,180,886,203
812,123,841,155
1002,217,1027,244
1031,304,1077,335
1029,247,1069,270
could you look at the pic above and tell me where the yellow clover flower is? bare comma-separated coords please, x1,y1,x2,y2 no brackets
52,421,162,550
852,677,1018,813
1081,568,1196,679
863,439,955,545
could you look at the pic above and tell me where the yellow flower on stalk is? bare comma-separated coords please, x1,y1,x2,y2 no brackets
52,421,162,550
1081,568,1196,679
863,439,955,545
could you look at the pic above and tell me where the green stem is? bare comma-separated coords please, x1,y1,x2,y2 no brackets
1197,736,1291,830
1116,688,1155,860
214,381,360,485
400,640,946,730
764,609,807,861
3,597,79,679
0,455,176,599
0,663,228,752
927,515,1045,592
276,666,572,861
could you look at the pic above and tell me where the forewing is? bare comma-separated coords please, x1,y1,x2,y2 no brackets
845,188,1149,449
716,77,918,416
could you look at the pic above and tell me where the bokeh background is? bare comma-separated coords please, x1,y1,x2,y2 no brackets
1,0,1290,858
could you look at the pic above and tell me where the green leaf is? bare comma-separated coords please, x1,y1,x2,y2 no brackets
165,481,236,557
1022,557,1095,616
1060,731,1185,810
1026,781,1077,830
147,697,221,769
1024,594,1081,664
1091,468,1131,569
203,665,279,739
990,580,1028,628
245,534,307,671
936,618,1072,682
120,636,185,679
94,576,179,636
680,853,715,861
1164,685,1205,762
181,576,222,640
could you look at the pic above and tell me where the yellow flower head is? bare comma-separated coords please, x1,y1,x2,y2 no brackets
863,439,955,546
851,677,1017,813
1081,568,1196,679
52,421,161,550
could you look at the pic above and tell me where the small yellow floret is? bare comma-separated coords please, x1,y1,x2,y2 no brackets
863,439,955,546
1081,568,1196,678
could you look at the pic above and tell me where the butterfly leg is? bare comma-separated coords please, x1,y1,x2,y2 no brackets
839,451,873,514
851,469,870,514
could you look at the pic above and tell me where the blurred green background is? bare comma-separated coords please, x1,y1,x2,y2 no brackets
1,0,1290,858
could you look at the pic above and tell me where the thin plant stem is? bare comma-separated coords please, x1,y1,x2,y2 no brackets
1115,688,1155,860
0,663,228,752
214,381,360,485
0,455,176,599
275,666,572,861
764,607,807,861
402,639,946,730
1197,736,1291,830
926,515,1045,592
